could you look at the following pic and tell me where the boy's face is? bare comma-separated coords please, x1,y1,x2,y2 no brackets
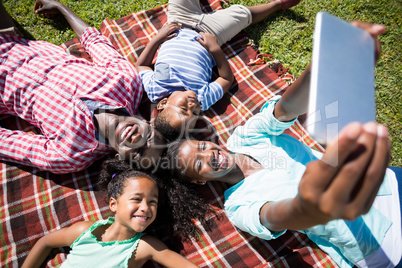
157,91,201,131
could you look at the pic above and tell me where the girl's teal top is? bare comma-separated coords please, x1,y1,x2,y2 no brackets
61,217,144,267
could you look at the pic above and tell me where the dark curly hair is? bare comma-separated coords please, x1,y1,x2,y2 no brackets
157,175,215,242
160,139,192,182
154,109,182,142
155,139,216,238
98,159,156,201
99,158,214,243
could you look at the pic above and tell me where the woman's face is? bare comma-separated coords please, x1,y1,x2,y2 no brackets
177,140,236,183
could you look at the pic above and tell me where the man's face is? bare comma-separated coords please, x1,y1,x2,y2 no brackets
157,91,201,131
108,115,165,169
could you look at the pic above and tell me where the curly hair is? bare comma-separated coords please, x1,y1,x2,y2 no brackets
160,139,194,182
98,158,155,200
154,109,182,142
154,140,215,240
99,157,214,243
158,174,215,238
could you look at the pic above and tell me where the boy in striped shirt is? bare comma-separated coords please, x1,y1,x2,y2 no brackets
136,0,301,141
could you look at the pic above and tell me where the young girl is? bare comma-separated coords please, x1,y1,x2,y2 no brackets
160,22,402,268
21,160,198,268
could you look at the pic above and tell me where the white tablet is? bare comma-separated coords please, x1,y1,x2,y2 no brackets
307,12,376,145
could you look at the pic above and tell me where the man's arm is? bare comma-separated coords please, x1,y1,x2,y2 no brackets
34,0,89,39
135,23,182,72
34,0,136,74
0,128,93,174
197,32,234,94
22,221,94,268
273,22,386,122
260,122,390,231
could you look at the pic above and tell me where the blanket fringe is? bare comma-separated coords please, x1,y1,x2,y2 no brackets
248,53,296,84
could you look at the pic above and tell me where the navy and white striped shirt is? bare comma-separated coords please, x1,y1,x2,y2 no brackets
140,28,223,111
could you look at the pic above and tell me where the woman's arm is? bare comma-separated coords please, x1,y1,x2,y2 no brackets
135,23,181,72
260,122,390,231
34,0,132,71
197,32,234,94
34,0,90,39
273,63,311,122
273,22,386,122
22,221,94,268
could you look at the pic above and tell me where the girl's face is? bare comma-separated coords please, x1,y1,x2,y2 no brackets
110,177,158,233
177,140,236,183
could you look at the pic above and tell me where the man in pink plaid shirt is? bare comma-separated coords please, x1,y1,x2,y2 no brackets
0,0,165,174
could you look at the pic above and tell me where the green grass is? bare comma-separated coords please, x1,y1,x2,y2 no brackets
4,0,401,166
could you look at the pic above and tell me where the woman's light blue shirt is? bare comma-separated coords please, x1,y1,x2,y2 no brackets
224,96,392,268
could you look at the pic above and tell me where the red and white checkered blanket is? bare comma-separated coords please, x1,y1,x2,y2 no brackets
1,0,336,267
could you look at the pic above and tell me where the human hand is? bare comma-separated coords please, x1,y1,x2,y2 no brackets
351,21,386,63
155,23,181,43
34,0,64,18
296,122,390,225
196,32,220,52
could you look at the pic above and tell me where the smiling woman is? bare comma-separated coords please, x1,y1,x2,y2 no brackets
162,94,401,268
160,22,402,265
173,140,238,184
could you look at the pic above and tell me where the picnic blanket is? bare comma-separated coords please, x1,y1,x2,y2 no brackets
0,0,336,267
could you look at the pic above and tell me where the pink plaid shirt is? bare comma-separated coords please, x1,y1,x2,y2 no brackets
0,28,142,174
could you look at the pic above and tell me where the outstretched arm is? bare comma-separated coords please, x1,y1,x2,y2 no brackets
273,22,386,122
0,128,95,174
22,221,94,268
34,0,89,39
35,0,139,77
260,122,390,231
135,23,182,72
133,235,198,268
197,32,234,94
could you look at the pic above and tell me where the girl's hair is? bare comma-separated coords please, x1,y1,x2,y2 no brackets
99,157,214,244
98,158,156,201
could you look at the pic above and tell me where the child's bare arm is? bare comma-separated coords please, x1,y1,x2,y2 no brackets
273,22,386,122
136,23,181,72
260,122,390,231
197,32,234,94
22,221,94,268
132,235,198,268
